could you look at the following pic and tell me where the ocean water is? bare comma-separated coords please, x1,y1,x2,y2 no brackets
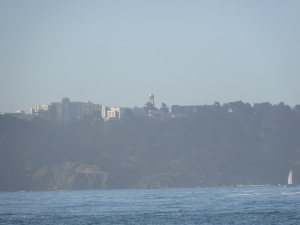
1,186,300,224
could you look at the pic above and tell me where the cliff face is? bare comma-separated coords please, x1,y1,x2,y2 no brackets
1,102,300,191
39,163,108,190
1,162,108,191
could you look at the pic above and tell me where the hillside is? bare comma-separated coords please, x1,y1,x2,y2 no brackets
1,102,300,191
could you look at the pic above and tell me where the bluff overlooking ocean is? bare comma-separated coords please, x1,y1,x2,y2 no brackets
1,102,300,191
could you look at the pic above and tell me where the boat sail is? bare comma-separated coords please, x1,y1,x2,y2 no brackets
286,170,296,187
288,170,293,185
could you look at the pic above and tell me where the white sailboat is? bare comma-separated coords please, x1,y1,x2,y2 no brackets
286,170,296,187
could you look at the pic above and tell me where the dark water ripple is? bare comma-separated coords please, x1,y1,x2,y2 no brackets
1,186,300,224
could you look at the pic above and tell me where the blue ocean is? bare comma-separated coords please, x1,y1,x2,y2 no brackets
1,186,300,224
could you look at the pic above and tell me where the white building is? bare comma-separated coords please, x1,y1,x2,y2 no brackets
30,98,102,121
30,104,55,120
102,106,127,120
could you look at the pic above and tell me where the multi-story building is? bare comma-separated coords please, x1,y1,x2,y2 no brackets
0,110,28,119
171,105,217,116
171,104,226,117
131,107,147,117
30,104,55,120
102,106,128,120
30,98,102,121
171,105,203,116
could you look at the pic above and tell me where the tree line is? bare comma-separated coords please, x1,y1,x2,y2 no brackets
0,101,300,191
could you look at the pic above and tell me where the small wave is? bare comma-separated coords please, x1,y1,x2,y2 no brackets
280,191,300,195
231,193,253,196
235,185,271,187
232,191,300,196
231,192,273,196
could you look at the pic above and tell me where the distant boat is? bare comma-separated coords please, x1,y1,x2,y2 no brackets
286,170,296,187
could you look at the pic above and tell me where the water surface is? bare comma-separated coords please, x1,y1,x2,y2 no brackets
1,186,300,224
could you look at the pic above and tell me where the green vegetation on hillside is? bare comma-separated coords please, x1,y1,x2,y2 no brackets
1,102,300,191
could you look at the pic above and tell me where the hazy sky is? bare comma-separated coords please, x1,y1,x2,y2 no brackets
1,0,299,112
